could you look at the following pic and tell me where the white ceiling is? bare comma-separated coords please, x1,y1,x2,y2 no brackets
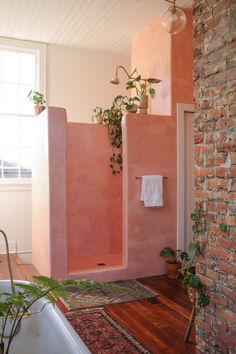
0,0,192,55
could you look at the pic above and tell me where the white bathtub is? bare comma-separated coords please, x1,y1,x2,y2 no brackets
0,280,91,354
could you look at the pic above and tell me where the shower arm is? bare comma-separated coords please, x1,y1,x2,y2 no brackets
0,229,15,294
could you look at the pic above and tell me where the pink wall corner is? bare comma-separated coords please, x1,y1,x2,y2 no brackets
47,107,68,279
123,113,177,277
32,108,51,276
171,10,194,115
132,9,193,117
66,123,122,268
32,107,67,279
132,21,171,116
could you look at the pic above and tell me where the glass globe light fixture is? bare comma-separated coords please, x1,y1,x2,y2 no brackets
161,0,186,35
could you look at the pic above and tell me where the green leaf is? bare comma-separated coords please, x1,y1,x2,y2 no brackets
160,247,174,257
134,75,141,81
148,88,156,98
188,275,201,289
188,242,198,252
147,78,161,84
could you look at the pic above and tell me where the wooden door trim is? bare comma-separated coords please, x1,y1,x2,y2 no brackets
176,103,194,250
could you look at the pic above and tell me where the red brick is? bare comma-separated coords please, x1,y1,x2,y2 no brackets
208,178,229,190
216,308,236,325
206,246,229,260
217,263,236,276
195,167,214,177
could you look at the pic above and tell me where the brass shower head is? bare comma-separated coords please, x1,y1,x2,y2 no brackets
110,77,120,84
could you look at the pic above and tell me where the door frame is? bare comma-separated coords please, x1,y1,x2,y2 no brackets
177,103,194,250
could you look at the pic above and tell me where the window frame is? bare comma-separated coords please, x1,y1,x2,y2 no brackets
0,37,46,189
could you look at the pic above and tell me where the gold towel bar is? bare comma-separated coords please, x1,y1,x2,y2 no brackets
135,176,168,180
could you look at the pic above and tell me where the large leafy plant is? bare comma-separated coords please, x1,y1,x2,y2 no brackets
0,276,124,354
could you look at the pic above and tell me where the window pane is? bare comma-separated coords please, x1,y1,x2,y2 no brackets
20,168,32,178
19,53,35,84
19,84,33,114
19,117,34,147
19,148,32,169
3,147,19,167
2,83,18,113
2,51,18,83
2,115,19,147
3,168,18,178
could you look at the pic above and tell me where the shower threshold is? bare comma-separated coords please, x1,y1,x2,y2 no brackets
68,252,123,273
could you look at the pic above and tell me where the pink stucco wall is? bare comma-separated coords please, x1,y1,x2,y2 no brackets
32,107,67,278
67,123,122,267
66,113,177,281
132,10,193,116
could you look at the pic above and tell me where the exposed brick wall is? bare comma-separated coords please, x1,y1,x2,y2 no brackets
193,0,236,353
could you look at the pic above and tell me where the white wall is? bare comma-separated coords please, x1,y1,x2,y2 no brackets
47,44,130,122
0,184,32,262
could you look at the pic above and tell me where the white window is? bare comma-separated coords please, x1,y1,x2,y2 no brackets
0,38,46,182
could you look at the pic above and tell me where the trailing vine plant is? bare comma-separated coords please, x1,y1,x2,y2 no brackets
180,205,211,309
94,95,140,175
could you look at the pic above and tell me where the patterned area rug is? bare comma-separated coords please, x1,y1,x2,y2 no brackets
63,279,158,310
66,308,151,354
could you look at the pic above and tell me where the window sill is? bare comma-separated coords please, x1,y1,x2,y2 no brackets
0,179,32,191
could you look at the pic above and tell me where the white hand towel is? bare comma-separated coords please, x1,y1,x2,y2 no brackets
141,175,164,207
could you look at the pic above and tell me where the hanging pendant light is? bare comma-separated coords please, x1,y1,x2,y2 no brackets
161,0,186,35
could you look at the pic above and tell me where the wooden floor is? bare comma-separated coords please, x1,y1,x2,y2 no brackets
0,255,195,353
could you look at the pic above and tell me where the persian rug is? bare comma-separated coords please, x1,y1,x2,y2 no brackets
63,279,158,310
66,308,151,354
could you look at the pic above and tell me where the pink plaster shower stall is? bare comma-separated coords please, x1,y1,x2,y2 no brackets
31,9,193,281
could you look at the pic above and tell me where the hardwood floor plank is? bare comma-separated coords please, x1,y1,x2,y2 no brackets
0,256,195,353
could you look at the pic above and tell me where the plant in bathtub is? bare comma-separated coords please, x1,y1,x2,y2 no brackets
0,276,124,354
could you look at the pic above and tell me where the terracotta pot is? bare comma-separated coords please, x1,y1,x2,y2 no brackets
34,105,46,116
166,261,181,279
139,94,148,114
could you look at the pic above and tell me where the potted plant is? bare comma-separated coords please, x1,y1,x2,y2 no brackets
113,95,140,113
92,107,104,124
126,73,161,114
27,90,46,116
160,246,189,279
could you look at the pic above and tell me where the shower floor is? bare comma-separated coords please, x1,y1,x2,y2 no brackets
68,252,123,273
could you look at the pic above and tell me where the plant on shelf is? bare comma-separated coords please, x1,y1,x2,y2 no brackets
27,90,46,116
110,65,161,114
91,107,104,124
160,246,189,279
0,276,126,354
113,95,140,113
126,72,161,114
